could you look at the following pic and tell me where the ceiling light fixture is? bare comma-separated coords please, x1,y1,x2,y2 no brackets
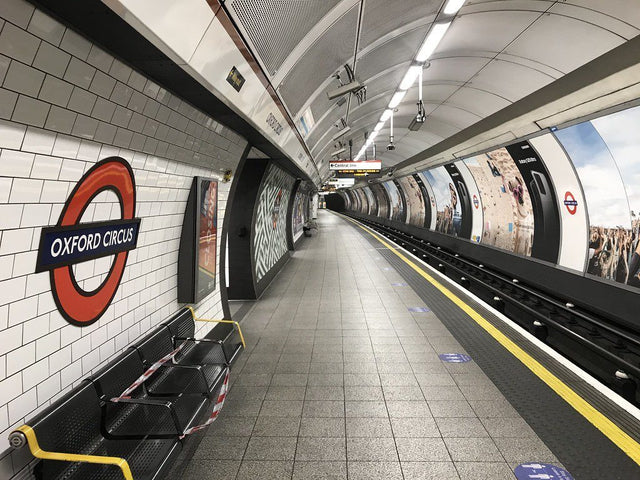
416,22,451,62
399,65,422,90
380,109,393,122
388,91,407,109
443,0,466,15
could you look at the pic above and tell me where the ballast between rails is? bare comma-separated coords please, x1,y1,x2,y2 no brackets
347,214,640,406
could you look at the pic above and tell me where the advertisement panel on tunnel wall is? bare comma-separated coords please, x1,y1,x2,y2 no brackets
371,183,390,218
397,175,426,227
554,104,640,288
383,181,405,222
356,188,369,215
420,166,463,237
363,186,378,216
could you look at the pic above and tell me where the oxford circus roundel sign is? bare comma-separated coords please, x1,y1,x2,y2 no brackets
36,158,141,326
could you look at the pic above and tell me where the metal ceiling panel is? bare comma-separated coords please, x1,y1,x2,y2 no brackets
504,13,626,74
228,0,342,76
277,5,359,116
364,67,410,101
423,56,491,84
446,85,511,117
468,58,556,102
562,0,640,32
306,103,347,150
434,11,542,57
359,0,440,49
430,103,482,129
404,84,461,104
355,27,429,83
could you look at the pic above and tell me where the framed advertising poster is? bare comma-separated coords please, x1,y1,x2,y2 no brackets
178,177,218,304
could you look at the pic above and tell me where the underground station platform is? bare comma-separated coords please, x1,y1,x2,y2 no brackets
171,211,640,480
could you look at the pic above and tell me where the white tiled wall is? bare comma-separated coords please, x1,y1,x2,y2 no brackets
0,0,248,475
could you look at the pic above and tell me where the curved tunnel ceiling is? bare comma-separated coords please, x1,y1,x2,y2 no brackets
227,0,640,180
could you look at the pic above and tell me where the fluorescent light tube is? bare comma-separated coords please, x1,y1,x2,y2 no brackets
416,22,451,62
389,91,406,109
373,121,385,132
444,0,465,15
380,109,393,122
399,65,422,90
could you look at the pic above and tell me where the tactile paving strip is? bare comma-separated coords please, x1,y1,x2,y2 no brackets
352,219,640,480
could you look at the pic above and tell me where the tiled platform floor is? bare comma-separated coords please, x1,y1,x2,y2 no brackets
183,211,559,479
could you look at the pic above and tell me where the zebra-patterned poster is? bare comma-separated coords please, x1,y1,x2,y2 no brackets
254,164,296,281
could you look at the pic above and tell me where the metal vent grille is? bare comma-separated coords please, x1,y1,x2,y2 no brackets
229,0,341,76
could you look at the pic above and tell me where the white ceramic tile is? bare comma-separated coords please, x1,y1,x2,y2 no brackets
52,134,80,158
35,330,59,360
63,57,95,89
0,255,13,281
31,154,61,179
76,139,100,161
22,126,56,154
48,347,70,374
8,386,37,423
11,250,36,277
25,271,48,297
36,373,60,405
22,313,49,344
37,291,55,315
11,95,50,127
27,9,65,45
0,87,17,119
32,41,70,77
6,342,34,376
0,149,34,177
59,28,90,60
0,178,11,202
2,60,44,96
58,157,84,181
0,227,32,255
0,22,39,64
20,203,51,227
8,178,42,203
0,276,26,309
0,373,22,407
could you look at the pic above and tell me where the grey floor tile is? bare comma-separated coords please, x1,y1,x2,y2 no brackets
382,385,425,401
435,417,489,438
306,385,344,400
276,361,310,374
444,437,504,462
296,437,346,461
299,417,345,437
244,436,298,461
456,462,515,480
227,385,269,402
469,399,520,418
493,437,558,463
344,386,384,401
271,373,308,386
308,373,344,386
309,362,344,374
293,461,347,480
182,459,240,480
252,416,301,437
343,373,381,386
345,401,389,417
395,437,451,462
347,461,403,480
207,415,256,437
415,373,457,387
346,417,393,437
480,416,538,438
428,400,476,418
401,461,460,480
260,400,304,417
265,385,307,401
347,437,398,461
420,385,465,401
390,417,440,437
236,460,293,480
193,436,249,460
303,400,345,417
235,373,273,386
223,399,263,417
386,401,432,418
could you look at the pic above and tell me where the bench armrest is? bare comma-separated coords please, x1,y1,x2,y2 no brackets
108,397,182,435
186,306,246,348
9,425,133,480
152,363,210,395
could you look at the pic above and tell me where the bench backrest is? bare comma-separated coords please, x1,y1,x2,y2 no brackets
29,381,103,477
91,348,145,399
134,326,176,365
163,308,195,341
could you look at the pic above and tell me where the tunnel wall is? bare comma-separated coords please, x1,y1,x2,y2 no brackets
0,1,248,470
341,102,640,331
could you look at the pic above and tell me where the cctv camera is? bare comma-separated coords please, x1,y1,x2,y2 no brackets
387,143,395,151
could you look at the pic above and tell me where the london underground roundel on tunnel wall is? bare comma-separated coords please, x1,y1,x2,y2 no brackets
35,157,141,326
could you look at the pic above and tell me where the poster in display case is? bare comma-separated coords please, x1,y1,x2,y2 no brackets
178,177,218,304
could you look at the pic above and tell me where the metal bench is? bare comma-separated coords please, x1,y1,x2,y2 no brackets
9,382,180,480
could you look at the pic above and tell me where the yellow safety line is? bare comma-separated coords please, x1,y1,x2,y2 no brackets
15,425,133,480
187,306,246,348
344,215,640,465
